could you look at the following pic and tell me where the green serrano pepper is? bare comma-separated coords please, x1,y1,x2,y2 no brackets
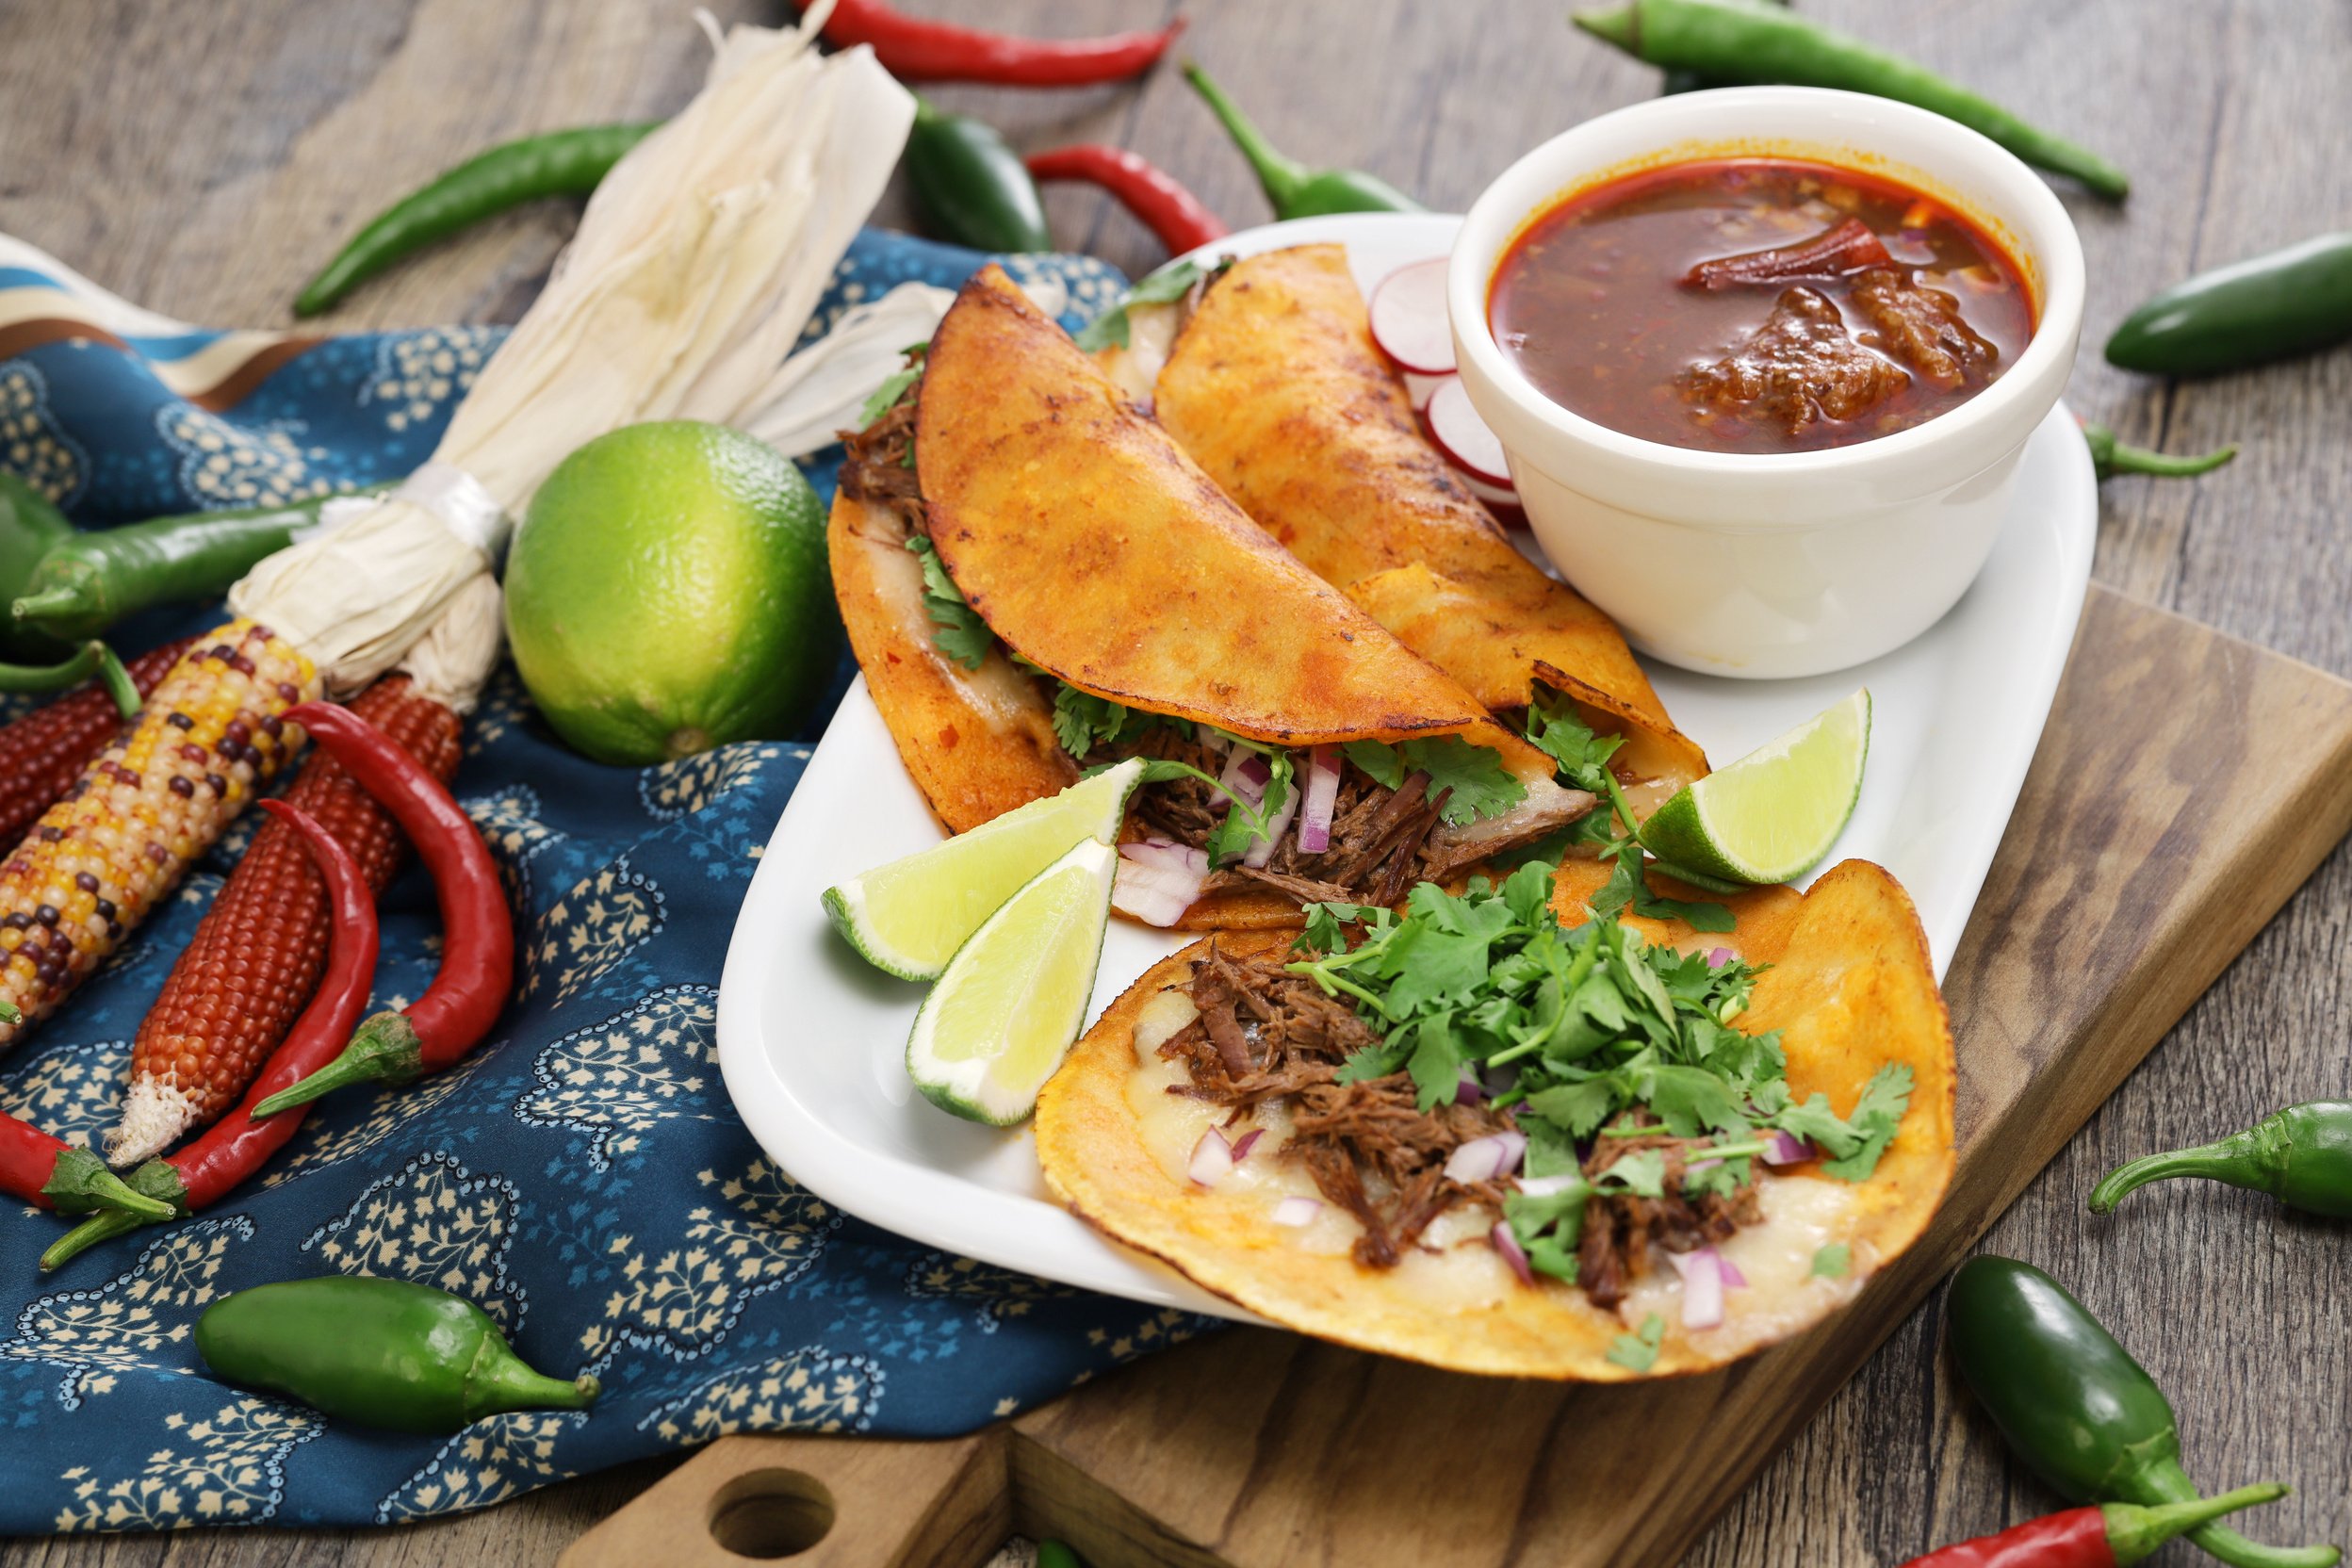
1948,1257,2340,1568
1182,63,1423,220
2107,233,2352,377
1661,0,1788,93
11,488,375,643
1573,0,2130,201
295,123,661,317
0,475,74,659
906,99,1053,253
196,1277,599,1433
2091,1102,2352,1218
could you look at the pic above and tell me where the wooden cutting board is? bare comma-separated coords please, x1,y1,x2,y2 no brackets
564,584,2352,1568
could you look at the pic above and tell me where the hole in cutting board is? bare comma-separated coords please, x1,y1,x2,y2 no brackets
708,1468,837,1559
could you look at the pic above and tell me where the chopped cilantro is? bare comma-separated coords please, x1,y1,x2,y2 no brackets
856,344,926,428
1526,694,1732,932
1606,1313,1667,1373
1072,259,1206,351
1281,861,1917,1276
1811,1243,1851,1279
1336,736,1524,825
1051,687,1176,759
903,537,991,670
1201,747,1295,865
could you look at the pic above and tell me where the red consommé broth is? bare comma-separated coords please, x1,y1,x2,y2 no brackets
1488,158,2036,454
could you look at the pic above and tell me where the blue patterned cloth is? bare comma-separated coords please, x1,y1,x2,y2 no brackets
0,232,1214,1533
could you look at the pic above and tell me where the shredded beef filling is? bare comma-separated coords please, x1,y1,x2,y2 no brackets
1161,945,1518,1268
1575,1118,1764,1311
839,396,926,538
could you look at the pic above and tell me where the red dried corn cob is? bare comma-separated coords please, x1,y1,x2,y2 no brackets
0,621,318,1051
0,635,201,846
106,675,463,1162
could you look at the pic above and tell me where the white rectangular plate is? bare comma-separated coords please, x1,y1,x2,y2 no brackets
718,214,2096,1321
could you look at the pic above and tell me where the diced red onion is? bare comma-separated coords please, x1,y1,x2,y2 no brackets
1298,745,1343,854
1230,1127,1265,1163
1113,843,1207,928
1687,1157,1722,1177
1188,1127,1234,1187
1670,1247,1727,1331
1454,1070,1488,1106
1213,749,1268,808
1270,1196,1322,1228
1444,1131,1527,1184
1717,1253,1749,1289
1762,1131,1815,1167
1490,1221,1535,1285
1243,776,1299,871
1708,947,1735,968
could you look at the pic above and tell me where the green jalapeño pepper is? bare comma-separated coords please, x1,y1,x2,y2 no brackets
0,474,74,659
1948,1257,2340,1568
1182,63,1422,220
2092,1102,2352,1218
196,1277,599,1433
906,99,1053,254
2106,233,2352,378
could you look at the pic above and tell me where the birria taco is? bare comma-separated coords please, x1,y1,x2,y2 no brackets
1106,243,1707,815
1035,856,1955,1379
830,265,1602,929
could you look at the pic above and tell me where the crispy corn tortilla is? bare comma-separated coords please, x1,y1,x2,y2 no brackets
1035,858,1955,1379
1151,245,1707,797
835,265,1560,928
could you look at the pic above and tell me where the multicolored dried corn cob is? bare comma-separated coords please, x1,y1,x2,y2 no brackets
0,622,318,1050
0,635,201,846
105,674,463,1162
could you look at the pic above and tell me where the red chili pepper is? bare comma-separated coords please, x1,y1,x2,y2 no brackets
819,0,1184,87
1025,144,1230,255
0,1114,175,1220
39,798,378,1269
1902,1486,2290,1568
244,700,513,1118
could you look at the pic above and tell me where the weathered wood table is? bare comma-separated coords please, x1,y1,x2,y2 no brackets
3,1,2346,1562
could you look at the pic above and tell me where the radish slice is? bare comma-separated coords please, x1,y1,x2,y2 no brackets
1459,470,1520,508
1298,745,1342,855
1367,257,1455,375
1444,1131,1527,1184
1402,370,1449,413
1188,1128,1234,1187
1426,378,1511,487
1490,1222,1535,1285
1670,1247,1727,1331
1271,1195,1322,1227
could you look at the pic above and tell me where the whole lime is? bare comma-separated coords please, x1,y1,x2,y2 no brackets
504,420,835,765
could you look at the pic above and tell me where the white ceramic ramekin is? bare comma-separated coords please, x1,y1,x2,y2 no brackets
1450,87,2084,678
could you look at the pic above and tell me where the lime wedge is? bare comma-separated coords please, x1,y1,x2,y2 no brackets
907,839,1119,1125
1638,690,1870,886
824,759,1143,981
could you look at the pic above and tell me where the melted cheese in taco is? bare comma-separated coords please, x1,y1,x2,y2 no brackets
831,265,1605,929
1036,858,1956,1379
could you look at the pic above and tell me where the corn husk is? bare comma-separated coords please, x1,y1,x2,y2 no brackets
232,4,913,694
743,282,956,459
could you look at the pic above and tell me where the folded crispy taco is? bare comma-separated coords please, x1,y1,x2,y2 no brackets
1036,856,1955,1379
1114,243,1707,814
830,265,1602,929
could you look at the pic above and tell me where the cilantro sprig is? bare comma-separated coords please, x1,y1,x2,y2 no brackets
1342,736,1526,826
903,537,993,671
1283,862,1914,1286
1524,694,1733,932
856,343,927,429
1073,258,1208,353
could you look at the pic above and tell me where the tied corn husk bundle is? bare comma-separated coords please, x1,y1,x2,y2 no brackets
232,1,915,694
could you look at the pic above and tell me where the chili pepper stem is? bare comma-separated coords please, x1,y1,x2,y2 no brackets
9,587,81,624
39,1148,177,1221
41,1206,160,1272
2106,1484,2292,1565
250,1011,425,1118
2121,1458,2341,1568
2089,1138,2248,1213
1181,62,1308,212
0,641,140,718
466,1342,601,1422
